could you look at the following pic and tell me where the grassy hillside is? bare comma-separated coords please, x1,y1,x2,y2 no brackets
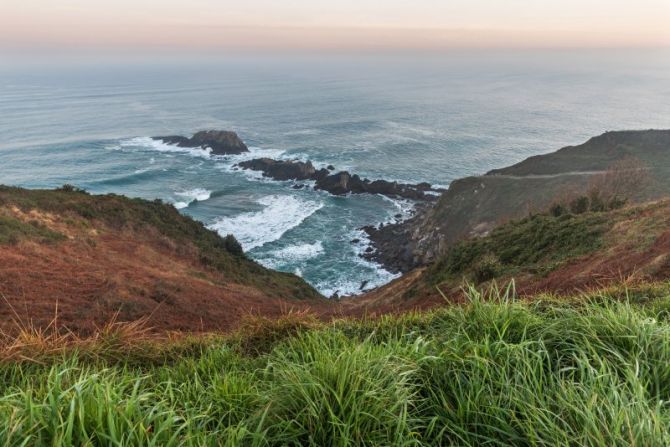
427,211,609,285
357,199,670,313
0,186,322,333
426,199,670,291
407,130,670,263
489,129,670,178
2,283,670,445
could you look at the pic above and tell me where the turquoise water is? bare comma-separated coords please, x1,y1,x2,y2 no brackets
2,50,669,295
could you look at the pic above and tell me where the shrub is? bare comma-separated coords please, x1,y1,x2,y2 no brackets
473,253,502,283
549,202,568,217
589,191,606,212
427,212,608,285
608,195,627,210
569,195,590,214
223,234,244,256
57,184,88,194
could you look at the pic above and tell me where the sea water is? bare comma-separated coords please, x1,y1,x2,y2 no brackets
1,49,669,295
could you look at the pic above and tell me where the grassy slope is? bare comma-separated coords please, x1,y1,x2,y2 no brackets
414,130,670,256
0,185,318,298
2,283,670,445
356,199,670,313
0,186,322,333
489,129,670,179
426,211,610,286
425,199,670,291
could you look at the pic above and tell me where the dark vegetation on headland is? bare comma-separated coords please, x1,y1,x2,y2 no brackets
2,129,670,444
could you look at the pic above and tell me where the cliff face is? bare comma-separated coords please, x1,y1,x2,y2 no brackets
369,129,670,270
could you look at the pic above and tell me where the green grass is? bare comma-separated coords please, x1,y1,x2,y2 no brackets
427,211,610,285
2,283,670,445
0,214,66,245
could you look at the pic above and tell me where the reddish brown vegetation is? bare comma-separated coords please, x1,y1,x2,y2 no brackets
3,184,670,339
0,215,325,336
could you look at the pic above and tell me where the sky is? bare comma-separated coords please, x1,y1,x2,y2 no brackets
1,0,669,53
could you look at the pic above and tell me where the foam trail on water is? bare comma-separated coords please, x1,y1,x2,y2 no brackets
257,241,325,269
378,195,415,223
173,188,212,209
120,137,213,159
208,195,323,250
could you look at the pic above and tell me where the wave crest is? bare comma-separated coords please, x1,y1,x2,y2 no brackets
173,188,212,209
208,195,323,250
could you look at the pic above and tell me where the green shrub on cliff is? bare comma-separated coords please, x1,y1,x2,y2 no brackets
428,211,609,285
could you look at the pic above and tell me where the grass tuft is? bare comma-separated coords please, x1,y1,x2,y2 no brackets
2,282,670,445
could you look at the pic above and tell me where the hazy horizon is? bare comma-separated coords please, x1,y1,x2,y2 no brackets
2,0,669,57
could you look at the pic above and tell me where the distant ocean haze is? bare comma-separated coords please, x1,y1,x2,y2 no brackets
1,49,669,295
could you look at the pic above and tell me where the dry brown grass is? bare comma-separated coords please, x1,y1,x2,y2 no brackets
234,308,322,356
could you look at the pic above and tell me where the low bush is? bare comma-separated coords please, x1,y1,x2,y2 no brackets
427,211,608,285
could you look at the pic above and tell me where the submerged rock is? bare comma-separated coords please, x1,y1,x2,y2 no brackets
153,130,249,155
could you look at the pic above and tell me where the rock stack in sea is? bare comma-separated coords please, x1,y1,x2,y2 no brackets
153,130,249,155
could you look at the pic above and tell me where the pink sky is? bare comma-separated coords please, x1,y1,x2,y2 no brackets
2,0,669,51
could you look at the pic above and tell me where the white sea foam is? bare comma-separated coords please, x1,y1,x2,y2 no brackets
120,136,213,159
284,129,321,136
377,195,416,226
315,264,399,298
432,183,450,190
208,195,323,250
173,188,212,209
214,146,290,182
257,241,325,269
313,228,401,297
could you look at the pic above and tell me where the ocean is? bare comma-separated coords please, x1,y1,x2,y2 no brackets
2,49,669,296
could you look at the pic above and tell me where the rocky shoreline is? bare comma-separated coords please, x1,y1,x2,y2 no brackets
360,203,434,273
153,130,444,275
234,155,445,274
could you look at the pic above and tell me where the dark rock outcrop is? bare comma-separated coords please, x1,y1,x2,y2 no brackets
153,130,249,155
361,203,432,273
314,172,439,200
237,158,321,181
236,158,443,201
